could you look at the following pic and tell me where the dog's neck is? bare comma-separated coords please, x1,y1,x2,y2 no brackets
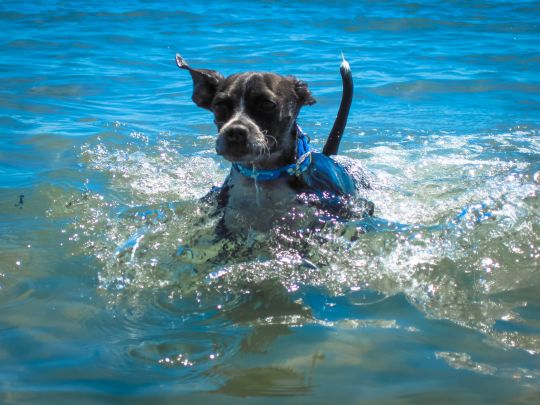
238,122,299,171
231,124,313,184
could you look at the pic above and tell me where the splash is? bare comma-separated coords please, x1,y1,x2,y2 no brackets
64,127,540,361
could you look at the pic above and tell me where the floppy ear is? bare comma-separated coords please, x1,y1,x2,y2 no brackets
176,54,224,110
294,79,316,106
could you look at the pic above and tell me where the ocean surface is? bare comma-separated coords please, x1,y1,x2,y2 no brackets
1,0,539,403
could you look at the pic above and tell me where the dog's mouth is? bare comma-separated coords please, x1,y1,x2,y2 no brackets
215,140,269,164
215,131,275,164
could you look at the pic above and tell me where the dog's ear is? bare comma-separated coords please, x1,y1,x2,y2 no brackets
294,79,316,106
176,54,223,110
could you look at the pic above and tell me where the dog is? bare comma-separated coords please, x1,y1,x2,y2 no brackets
176,54,374,236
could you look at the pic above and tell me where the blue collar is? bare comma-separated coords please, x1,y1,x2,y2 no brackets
232,125,312,182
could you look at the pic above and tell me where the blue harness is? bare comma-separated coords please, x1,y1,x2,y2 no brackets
232,126,313,182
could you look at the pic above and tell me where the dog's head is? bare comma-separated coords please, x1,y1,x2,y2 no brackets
176,54,315,169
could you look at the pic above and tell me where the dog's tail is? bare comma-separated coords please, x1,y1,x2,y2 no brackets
322,54,353,156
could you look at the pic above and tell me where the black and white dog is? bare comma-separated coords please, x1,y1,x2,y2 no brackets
176,54,374,236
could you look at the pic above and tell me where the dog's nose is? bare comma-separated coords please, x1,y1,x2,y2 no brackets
223,125,248,144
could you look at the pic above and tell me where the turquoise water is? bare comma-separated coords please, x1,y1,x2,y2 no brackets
1,0,540,403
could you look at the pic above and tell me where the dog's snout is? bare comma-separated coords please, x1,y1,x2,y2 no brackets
216,116,266,161
223,125,248,144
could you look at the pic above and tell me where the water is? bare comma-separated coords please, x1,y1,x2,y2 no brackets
1,0,539,402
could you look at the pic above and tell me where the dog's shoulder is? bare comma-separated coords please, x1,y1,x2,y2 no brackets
200,176,231,211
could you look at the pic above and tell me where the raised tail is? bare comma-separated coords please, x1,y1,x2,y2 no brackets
322,54,353,156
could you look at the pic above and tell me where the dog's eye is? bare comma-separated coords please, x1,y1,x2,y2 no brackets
259,100,276,112
213,100,230,112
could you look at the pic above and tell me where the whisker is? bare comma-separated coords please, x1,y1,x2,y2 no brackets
265,134,277,148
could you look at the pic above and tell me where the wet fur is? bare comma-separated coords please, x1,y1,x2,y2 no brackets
176,54,371,235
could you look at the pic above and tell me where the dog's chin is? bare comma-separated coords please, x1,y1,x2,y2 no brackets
216,143,266,165
218,152,259,165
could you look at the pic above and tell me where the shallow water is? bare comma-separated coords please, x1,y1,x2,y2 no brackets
1,0,540,403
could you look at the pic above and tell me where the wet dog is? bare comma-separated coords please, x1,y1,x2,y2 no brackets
176,54,374,236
